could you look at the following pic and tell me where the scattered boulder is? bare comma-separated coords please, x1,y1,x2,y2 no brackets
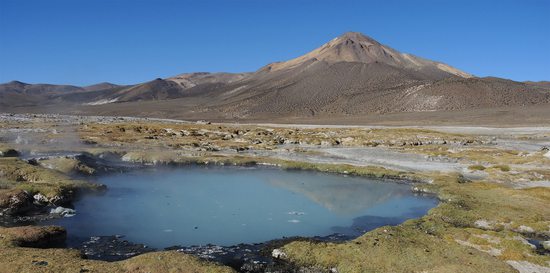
271,248,287,259
474,219,494,230
457,174,470,184
235,146,249,152
48,195,71,206
82,139,98,145
81,235,154,261
517,225,535,234
33,193,49,205
31,260,48,266
340,137,355,145
240,261,266,272
0,225,66,248
49,206,76,217
0,189,34,216
0,148,19,157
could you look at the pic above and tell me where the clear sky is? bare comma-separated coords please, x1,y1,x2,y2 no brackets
0,0,548,86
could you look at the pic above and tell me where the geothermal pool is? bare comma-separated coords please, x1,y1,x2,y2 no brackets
49,166,436,248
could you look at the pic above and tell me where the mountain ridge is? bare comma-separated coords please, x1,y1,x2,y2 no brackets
1,31,548,122
261,32,472,79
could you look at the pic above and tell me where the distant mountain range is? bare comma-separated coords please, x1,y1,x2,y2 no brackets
1,32,549,123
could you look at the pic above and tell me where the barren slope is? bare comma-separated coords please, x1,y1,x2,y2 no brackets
1,32,549,124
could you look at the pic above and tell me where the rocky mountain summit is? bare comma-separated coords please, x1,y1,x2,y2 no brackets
1,32,548,122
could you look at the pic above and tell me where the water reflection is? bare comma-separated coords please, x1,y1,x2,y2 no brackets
45,166,436,247
267,172,408,215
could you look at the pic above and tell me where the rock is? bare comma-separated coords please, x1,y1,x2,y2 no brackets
274,137,286,144
162,128,175,134
48,195,69,205
0,189,34,215
121,153,136,162
49,206,76,217
81,235,154,261
82,139,98,145
1,225,67,248
457,174,470,184
513,236,536,249
33,193,49,205
196,129,210,136
517,225,535,233
31,260,49,266
474,220,494,229
542,241,550,251
271,248,287,259
340,137,355,145
240,261,266,272
235,147,249,152
544,151,550,159
0,148,19,157
506,260,550,273
412,187,432,193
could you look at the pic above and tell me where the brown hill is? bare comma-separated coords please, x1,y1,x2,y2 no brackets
262,32,471,79
0,81,85,107
525,81,550,89
0,80,82,95
83,82,120,92
1,32,548,124
190,65,548,119
171,32,547,119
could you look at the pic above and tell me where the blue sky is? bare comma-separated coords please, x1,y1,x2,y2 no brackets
0,0,548,86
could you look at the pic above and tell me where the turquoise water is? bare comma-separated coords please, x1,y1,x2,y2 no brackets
50,166,436,248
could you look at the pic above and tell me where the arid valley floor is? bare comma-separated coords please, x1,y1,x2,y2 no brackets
0,113,549,273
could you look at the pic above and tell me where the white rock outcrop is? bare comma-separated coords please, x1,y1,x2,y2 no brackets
50,206,76,217
272,248,287,259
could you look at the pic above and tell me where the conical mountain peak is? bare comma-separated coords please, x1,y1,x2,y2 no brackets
264,31,472,78
334,32,380,44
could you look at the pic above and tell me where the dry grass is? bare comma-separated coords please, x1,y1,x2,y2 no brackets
282,173,550,272
1,118,550,272
0,157,103,201
0,247,236,273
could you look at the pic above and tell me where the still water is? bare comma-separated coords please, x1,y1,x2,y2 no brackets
49,166,436,248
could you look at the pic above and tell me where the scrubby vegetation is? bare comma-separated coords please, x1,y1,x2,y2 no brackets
0,157,104,203
281,173,550,272
468,164,486,171
1,116,549,272
0,246,236,273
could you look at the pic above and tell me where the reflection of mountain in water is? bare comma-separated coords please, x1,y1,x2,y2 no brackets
331,215,404,237
267,172,408,215
331,206,432,237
